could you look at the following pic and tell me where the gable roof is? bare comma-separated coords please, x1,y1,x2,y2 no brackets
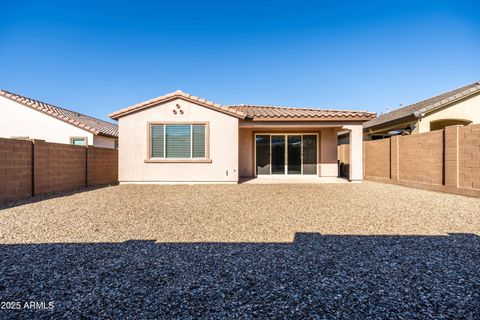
109,90,246,120
227,104,375,121
0,90,118,138
109,90,375,121
364,81,480,130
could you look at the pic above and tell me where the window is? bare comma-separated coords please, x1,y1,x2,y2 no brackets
70,137,87,146
114,140,119,149
150,124,207,159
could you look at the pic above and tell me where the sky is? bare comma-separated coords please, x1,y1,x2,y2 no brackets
1,0,479,122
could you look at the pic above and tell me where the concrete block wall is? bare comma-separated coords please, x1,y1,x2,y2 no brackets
87,146,119,186
0,138,118,203
364,139,390,179
0,138,33,202
361,124,480,197
397,130,443,185
458,124,480,189
33,140,86,196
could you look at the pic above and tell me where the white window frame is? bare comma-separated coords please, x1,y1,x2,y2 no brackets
70,136,88,146
147,122,210,163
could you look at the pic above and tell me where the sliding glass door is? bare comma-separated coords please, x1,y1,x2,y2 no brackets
287,135,302,174
271,135,286,174
255,135,270,175
255,134,317,176
303,135,317,175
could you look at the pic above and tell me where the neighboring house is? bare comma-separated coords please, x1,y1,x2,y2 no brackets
363,81,480,140
0,90,118,148
109,90,374,183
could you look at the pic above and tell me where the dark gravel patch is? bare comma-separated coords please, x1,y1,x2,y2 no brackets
1,233,479,319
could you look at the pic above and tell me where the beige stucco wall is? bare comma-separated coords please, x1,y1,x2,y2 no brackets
417,93,480,133
238,127,338,177
343,124,363,181
118,98,239,183
239,128,254,176
319,128,338,177
0,96,117,148
93,135,117,149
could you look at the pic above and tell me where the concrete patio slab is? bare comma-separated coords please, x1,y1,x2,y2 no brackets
239,176,349,184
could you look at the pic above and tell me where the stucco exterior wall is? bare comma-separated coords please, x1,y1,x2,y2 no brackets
319,128,338,177
93,135,117,149
118,98,239,183
0,96,95,144
417,93,480,133
239,128,254,176
343,124,364,181
0,96,116,148
238,127,338,177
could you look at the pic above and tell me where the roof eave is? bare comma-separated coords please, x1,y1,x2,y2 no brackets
109,94,246,120
96,132,118,138
363,114,417,131
413,89,480,117
250,116,375,122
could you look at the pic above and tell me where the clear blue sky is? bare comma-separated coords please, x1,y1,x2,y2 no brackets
1,0,479,122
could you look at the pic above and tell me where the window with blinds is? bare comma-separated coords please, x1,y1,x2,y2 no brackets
192,125,206,158
150,124,207,159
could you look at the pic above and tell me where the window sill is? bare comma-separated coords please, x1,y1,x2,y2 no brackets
144,159,212,163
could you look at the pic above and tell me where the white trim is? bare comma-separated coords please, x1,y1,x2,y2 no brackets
150,124,207,160
70,136,88,146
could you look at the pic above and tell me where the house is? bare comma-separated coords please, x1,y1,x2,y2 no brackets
363,81,480,140
109,90,375,183
0,90,118,148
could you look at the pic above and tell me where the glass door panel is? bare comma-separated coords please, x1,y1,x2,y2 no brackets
287,135,302,174
271,135,285,174
303,135,317,175
256,135,271,175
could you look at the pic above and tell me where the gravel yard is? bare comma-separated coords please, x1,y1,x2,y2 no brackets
1,181,480,318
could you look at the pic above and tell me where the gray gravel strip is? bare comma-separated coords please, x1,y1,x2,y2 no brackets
1,233,479,319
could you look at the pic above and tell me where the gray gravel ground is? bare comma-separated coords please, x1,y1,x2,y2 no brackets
1,182,480,318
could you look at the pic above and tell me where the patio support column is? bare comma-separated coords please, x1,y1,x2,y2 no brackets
346,124,363,182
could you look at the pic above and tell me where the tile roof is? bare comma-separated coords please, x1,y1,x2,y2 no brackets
0,90,118,138
109,90,375,121
227,104,375,121
364,81,480,130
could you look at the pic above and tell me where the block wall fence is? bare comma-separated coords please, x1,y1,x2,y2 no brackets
0,138,118,203
359,124,480,197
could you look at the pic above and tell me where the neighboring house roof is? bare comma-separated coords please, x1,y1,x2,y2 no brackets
227,104,375,121
364,81,480,130
109,90,375,121
0,90,118,138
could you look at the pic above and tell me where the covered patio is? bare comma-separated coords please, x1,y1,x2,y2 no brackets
238,118,366,182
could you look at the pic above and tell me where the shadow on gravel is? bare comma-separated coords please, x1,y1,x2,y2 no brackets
1,233,479,319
